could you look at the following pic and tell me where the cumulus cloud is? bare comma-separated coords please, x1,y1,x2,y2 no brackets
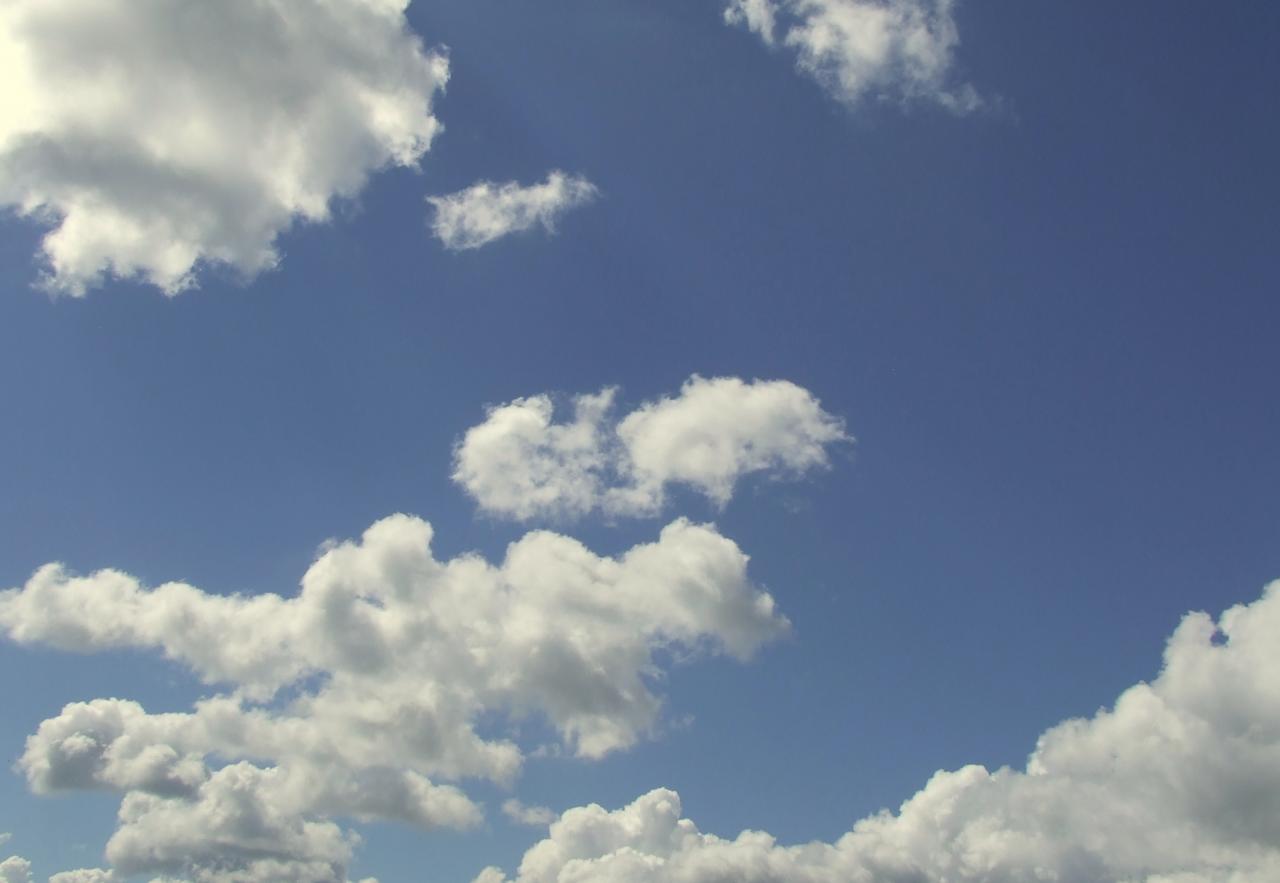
428,171,598,250
724,0,978,110
0,0,448,296
0,514,787,881
455,376,849,521
0,857,31,883
479,581,1280,882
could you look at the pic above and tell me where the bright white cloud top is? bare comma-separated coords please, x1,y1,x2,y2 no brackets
454,376,850,521
0,0,448,296
0,856,31,883
428,171,599,251
0,515,787,882
725,0,978,110
479,581,1280,882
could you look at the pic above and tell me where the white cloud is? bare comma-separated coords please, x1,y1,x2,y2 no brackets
0,857,31,883
428,171,598,251
504,799,558,828
0,514,787,881
0,0,448,296
478,581,1280,883
725,0,979,110
47,872,116,883
454,376,850,521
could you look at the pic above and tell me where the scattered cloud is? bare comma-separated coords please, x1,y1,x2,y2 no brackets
0,515,786,880
478,581,1280,882
428,171,598,251
503,799,557,828
0,0,448,296
454,376,850,521
724,0,979,110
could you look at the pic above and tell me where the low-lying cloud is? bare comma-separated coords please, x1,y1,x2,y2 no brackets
478,580,1280,882
0,515,787,881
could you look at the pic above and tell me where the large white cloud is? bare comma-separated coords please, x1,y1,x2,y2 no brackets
478,581,1280,883
724,0,978,110
454,376,850,521
428,171,598,251
0,514,787,881
0,0,448,296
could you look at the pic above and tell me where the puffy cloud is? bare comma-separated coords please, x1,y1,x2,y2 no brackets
724,0,978,110
504,799,558,828
0,0,448,296
1,514,786,880
0,857,31,883
479,582,1280,883
454,376,850,521
428,171,598,250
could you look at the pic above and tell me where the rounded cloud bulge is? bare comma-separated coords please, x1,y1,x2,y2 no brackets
0,0,448,296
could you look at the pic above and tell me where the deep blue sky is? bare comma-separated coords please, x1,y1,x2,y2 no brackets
2,2,1278,880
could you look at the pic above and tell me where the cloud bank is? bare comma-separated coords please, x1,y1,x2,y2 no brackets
0,0,448,295
428,171,598,251
0,515,787,881
477,580,1280,882
724,0,978,110
454,376,850,521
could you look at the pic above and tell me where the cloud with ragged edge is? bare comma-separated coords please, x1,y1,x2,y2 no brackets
472,580,1280,882
428,171,599,251
0,0,448,296
725,0,980,111
453,376,851,521
0,515,788,882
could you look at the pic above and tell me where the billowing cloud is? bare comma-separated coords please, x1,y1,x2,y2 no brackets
428,171,598,251
454,376,850,521
479,581,1280,882
0,514,787,881
0,856,31,883
0,0,448,296
724,0,978,110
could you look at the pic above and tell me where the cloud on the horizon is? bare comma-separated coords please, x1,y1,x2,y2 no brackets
476,580,1280,882
428,171,598,251
454,376,850,521
0,0,448,296
0,515,787,881
724,0,979,110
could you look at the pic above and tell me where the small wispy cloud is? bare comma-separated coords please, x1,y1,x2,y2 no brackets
428,171,598,250
502,799,556,828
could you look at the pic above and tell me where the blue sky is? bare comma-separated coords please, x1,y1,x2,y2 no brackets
1,2,1279,882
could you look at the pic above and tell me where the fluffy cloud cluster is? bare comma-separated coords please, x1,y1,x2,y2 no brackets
428,171,598,251
479,581,1280,882
0,0,448,295
724,0,978,110
0,515,787,881
454,376,850,521
0,856,31,883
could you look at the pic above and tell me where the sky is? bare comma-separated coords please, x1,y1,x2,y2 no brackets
0,1,1278,882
